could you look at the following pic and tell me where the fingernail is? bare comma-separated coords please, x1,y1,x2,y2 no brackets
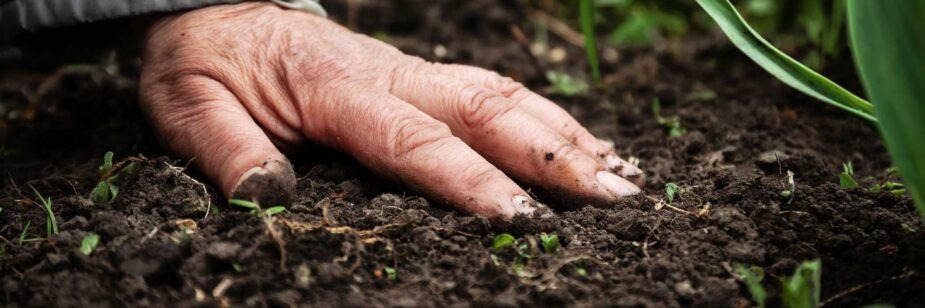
596,171,641,197
606,154,644,177
232,159,297,206
511,195,554,218
597,138,615,149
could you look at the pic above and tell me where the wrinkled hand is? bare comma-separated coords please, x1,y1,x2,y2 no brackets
139,2,643,220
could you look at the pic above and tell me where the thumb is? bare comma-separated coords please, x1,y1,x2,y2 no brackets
140,74,296,206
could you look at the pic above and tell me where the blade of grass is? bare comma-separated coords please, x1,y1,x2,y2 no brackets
579,0,601,82
848,0,925,220
696,0,876,122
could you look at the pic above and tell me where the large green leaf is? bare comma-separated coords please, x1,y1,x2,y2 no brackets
696,0,876,122
848,1,925,219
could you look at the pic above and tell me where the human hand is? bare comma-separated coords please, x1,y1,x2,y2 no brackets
139,2,643,220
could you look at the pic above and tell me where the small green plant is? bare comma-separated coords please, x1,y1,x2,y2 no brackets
232,262,244,272
90,152,139,204
229,199,286,217
384,266,397,281
491,233,561,277
839,161,858,189
652,99,686,137
546,71,589,96
493,233,516,252
18,221,31,245
735,264,767,308
870,181,906,197
781,260,822,308
781,170,796,203
80,233,100,256
735,260,821,308
539,233,560,254
665,182,681,203
29,185,57,237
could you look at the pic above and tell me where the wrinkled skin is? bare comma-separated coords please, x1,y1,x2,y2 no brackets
139,2,643,220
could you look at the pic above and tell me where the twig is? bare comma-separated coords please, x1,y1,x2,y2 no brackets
647,196,694,215
527,10,585,47
163,161,212,219
821,269,917,306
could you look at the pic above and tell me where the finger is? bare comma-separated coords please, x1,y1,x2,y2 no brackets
389,71,640,207
140,75,296,206
432,64,645,187
300,88,542,220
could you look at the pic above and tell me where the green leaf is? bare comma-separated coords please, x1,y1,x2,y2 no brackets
735,264,767,308
384,266,397,281
90,181,112,204
781,259,821,308
229,199,259,209
696,0,876,122
839,162,858,189
652,99,686,137
539,233,560,254
665,182,680,203
99,151,114,176
839,174,858,190
18,221,30,245
80,234,100,256
848,0,925,220
492,233,516,252
579,0,601,82
265,206,286,216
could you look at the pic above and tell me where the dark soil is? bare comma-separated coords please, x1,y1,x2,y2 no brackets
2,1,923,307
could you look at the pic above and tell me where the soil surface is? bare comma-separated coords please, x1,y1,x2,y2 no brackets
1,1,923,307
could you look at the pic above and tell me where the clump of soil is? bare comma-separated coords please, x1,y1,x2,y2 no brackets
1,1,922,307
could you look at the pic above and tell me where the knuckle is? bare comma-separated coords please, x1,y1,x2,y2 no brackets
388,113,455,159
457,86,514,129
459,164,499,192
549,141,584,166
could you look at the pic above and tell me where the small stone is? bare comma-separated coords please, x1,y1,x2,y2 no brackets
206,242,242,261
757,150,790,165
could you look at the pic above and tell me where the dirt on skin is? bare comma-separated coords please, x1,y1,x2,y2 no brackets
1,1,923,307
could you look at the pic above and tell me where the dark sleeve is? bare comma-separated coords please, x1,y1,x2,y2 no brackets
0,0,250,43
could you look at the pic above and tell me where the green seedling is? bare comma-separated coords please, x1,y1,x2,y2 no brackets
782,259,822,308
540,233,560,254
839,161,858,189
665,182,681,203
782,170,796,204
229,199,286,217
80,233,100,256
575,266,588,277
546,71,589,96
91,152,139,204
491,233,560,278
384,266,397,281
18,221,31,245
652,99,686,137
735,264,767,308
493,233,516,252
578,0,601,82
29,185,57,237
735,260,819,308
870,181,906,197
232,262,244,272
